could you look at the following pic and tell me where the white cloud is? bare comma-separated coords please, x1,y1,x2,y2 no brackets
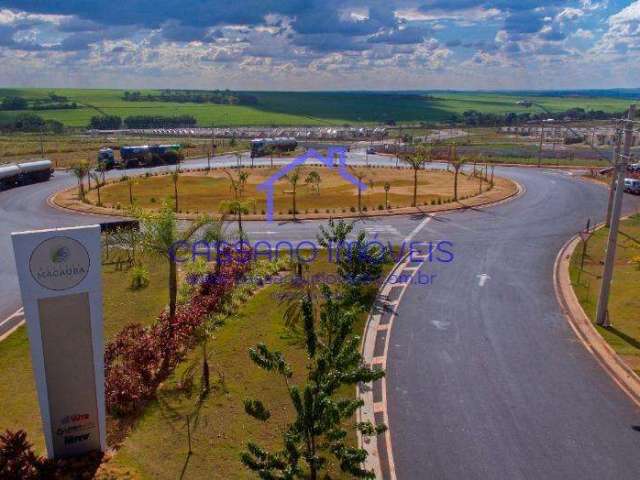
573,28,594,39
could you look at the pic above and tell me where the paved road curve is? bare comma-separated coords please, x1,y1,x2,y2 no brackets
388,169,640,479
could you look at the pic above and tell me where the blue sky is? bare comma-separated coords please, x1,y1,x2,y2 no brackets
0,1,638,90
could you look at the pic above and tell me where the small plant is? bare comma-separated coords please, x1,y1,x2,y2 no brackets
350,206,356,212
129,265,150,290
150,197,156,203
378,204,384,210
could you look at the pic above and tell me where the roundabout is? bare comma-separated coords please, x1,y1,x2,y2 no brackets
53,161,518,221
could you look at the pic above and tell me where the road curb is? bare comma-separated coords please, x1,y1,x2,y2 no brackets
0,308,25,342
358,250,413,480
554,228,640,408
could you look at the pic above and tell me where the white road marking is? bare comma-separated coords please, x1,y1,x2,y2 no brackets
431,320,450,330
403,216,433,243
364,224,401,237
477,273,491,287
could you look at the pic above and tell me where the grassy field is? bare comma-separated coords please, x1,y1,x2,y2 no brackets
0,88,634,127
0,256,169,453
569,214,640,373
87,166,495,215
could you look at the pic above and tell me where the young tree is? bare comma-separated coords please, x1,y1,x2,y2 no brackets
284,167,301,220
138,203,213,320
449,144,467,201
171,169,180,212
305,170,321,194
401,144,431,207
222,169,252,237
127,177,136,206
383,181,391,209
349,168,368,213
242,286,386,480
317,218,390,302
89,170,105,206
71,161,90,200
219,200,250,240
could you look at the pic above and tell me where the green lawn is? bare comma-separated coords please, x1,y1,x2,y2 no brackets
0,256,168,453
0,88,633,127
569,214,640,372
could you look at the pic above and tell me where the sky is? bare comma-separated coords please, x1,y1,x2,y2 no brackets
0,1,638,90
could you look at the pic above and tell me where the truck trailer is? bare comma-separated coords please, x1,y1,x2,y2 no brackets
98,144,183,169
0,160,53,191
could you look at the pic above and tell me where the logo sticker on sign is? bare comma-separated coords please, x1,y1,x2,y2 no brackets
29,236,90,291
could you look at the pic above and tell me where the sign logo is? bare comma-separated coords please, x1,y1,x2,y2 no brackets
29,236,90,291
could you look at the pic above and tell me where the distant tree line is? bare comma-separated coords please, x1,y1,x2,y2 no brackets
456,107,624,127
88,114,198,130
122,89,258,106
0,113,64,133
0,92,77,111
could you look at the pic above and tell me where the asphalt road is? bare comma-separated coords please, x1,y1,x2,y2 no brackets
387,168,640,479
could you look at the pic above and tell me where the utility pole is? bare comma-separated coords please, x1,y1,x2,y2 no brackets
537,122,544,168
596,105,636,327
605,129,622,227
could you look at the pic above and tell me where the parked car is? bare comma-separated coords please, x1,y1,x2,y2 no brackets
624,178,640,194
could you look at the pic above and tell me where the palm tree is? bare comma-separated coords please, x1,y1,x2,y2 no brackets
238,170,249,198
170,169,180,212
284,167,301,220
449,144,467,201
138,203,215,319
305,170,321,194
401,144,431,207
222,169,252,236
71,161,90,200
384,181,391,209
201,214,229,275
219,199,250,239
349,167,368,213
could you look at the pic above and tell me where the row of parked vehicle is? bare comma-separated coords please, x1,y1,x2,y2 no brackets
0,160,54,191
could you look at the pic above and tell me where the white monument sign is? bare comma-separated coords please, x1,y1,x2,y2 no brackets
11,225,106,458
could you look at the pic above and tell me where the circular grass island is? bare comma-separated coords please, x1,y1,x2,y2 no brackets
74,165,517,220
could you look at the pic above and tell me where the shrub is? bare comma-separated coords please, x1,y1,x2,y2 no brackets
150,197,156,203
378,204,384,210
0,430,55,480
350,206,356,212
129,266,150,290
